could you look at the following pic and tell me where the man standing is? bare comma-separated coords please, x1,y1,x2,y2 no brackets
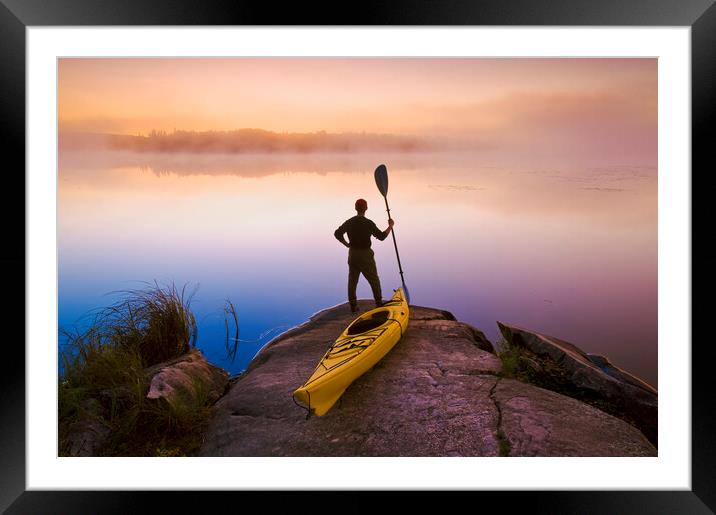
334,198,394,313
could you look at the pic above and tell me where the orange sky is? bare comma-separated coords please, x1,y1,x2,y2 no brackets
58,58,657,161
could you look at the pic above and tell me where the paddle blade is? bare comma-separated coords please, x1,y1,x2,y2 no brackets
374,164,388,197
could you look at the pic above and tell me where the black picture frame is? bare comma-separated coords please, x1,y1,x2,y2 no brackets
2,0,713,512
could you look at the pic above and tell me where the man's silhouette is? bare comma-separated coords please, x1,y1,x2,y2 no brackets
334,198,394,313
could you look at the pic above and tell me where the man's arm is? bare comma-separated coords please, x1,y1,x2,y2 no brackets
372,219,394,241
334,222,350,248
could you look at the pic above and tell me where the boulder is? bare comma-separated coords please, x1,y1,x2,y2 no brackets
198,301,656,457
497,322,657,446
146,349,229,407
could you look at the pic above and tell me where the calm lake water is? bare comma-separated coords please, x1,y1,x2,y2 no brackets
58,150,657,387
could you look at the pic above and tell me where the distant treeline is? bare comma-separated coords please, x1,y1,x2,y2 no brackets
105,129,433,154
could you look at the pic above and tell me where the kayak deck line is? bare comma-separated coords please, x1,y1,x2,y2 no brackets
310,330,386,382
307,317,406,385
293,288,409,417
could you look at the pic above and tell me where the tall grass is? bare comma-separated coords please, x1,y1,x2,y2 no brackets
59,282,207,456
80,281,198,367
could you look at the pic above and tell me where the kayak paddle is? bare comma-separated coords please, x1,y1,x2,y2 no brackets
374,163,411,304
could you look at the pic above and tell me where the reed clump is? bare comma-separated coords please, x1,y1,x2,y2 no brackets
58,282,210,456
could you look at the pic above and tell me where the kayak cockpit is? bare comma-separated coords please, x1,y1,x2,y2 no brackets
345,310,390,335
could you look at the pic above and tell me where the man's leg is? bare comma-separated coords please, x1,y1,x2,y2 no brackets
347,260,360,312
361,250,383,307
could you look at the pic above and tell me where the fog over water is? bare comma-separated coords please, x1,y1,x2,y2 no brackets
58,149,657,387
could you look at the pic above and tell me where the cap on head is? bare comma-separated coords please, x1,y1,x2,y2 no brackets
355,198,368,212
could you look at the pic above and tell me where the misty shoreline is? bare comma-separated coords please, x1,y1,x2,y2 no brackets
59,128,463,154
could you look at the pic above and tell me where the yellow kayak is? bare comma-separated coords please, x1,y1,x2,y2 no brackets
293,288,409,417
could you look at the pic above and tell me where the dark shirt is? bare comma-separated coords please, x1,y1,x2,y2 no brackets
334,215,388,249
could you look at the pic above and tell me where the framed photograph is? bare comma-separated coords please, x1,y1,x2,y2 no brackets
4,0,712,512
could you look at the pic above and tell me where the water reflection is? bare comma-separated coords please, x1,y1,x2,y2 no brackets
58,150,657,387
